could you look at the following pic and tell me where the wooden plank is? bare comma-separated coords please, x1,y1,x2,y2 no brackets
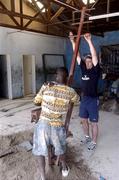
65,8,86,130
0,8,44,23
72,20,92,26
0,22,68,37
32,0,47,22
106,0,110,22
50,0,73,23
51,0,79,11
67,7,86,85
24,12,40,28
10,0,15,12
47,1,51,21
19,0,23,27
0,1,20,26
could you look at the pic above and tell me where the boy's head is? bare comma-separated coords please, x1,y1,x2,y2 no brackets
56,67,68,84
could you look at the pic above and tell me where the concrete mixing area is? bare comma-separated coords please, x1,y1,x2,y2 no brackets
0,97,119,180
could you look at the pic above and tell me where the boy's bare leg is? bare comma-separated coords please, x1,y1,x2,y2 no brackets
36,156,46,180
60,154,67,169
60,154,70,177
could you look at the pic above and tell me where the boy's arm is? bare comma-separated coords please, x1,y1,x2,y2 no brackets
84,33,98,66
65,89,79,132
65,102,74,134
31,85,44,123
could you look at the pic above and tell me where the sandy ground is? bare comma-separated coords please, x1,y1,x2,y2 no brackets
0,144,96,180
0,97,119,180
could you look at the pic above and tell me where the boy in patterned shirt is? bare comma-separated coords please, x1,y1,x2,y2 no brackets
32,67,78,180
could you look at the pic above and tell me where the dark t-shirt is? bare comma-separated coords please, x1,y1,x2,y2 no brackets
80,61,100,97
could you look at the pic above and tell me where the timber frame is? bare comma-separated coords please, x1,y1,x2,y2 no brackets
0,0,119,36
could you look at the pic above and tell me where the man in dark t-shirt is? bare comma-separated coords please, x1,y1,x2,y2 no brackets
69,32,100,150
80,60,100,97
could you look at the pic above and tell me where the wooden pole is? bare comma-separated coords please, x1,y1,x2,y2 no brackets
65,7,86,134
52,0,79,11
106,0,110,22
67,6,86,85
20,0,23,27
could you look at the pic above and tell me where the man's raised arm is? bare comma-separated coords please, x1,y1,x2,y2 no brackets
84,33,98,66
69,32,81,65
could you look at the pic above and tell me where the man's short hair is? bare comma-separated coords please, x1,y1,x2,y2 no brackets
83,54,92,61
56,67,68,77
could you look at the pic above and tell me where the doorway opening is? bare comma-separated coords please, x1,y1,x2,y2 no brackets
0,55,11,99
23,55,36,96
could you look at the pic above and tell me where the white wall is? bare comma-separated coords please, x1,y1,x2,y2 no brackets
0,27,66,98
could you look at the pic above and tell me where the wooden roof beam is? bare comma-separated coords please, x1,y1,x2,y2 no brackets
0,22,48,34
47,1,51,22
50,0,73,23
10,0,15,12
24,11,41,28
51,0,79,11
32,0,48,22
0,1,20,26
20,0,23,27
0,22,69,37
0,8,44,23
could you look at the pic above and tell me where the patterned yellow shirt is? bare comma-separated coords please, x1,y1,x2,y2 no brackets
34,83,78,126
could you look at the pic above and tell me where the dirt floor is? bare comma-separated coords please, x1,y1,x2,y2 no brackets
46,145,97,180
0,97,96,180
0,97,119,180
0,143,96,180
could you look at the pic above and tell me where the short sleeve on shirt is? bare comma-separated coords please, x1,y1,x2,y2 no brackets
70,88,79,104
34,84,47,105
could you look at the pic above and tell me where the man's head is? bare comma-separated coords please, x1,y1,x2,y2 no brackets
56,67,68,84
83,54,93,69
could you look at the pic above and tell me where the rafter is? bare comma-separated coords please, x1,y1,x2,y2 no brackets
24,11,41,28
50,0,73,23
20,0,23,27
46,1,51,22
10,0,15,12
0,22,69,37
0,22,49,34
51,0,79,11
32,0,48,22
0,8,44,23
0,1,20,26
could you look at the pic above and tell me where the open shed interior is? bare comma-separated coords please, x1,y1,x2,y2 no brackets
0,1,119,180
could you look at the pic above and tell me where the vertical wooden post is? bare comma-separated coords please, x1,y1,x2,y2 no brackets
106,0,110,22
67,7,86,85
20,0,23,27
11,0,15,12
65,7,86,135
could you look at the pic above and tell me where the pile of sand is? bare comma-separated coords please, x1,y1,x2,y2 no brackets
0,143,96,180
